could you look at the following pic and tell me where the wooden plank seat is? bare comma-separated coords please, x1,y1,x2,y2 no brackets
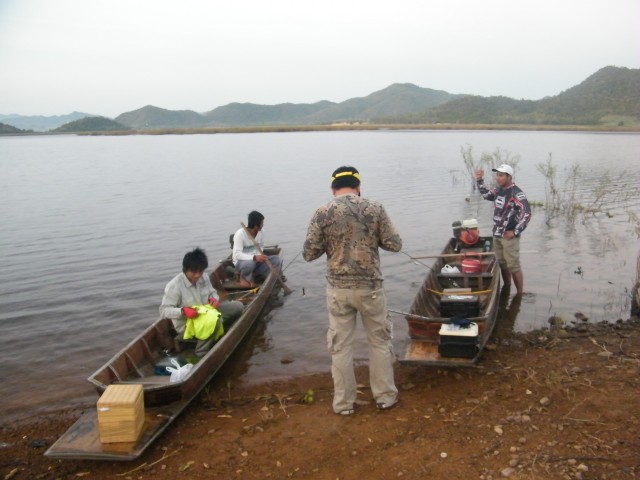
437,272,493,289
175,338,198,353
222,279,262,291
117,376,173,385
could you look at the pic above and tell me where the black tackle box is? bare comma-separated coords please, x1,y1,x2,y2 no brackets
439,294,480,318
438,322,479,358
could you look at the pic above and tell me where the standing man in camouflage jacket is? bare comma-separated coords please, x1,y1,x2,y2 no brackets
303,166,402,415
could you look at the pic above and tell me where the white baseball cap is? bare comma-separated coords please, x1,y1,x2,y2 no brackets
492,164,514,176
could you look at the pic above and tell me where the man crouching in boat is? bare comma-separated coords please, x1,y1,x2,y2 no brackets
232,210,283,287
160,247,244,357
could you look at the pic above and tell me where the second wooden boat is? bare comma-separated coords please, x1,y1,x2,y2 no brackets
45,247,283,460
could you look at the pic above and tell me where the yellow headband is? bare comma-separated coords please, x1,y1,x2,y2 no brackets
331,171,361,181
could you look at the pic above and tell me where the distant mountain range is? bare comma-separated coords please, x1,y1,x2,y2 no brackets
1,66,638,133
380,66,640,126
0,111,94,132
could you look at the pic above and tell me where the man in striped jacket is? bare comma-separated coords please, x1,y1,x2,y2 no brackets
475,164,531,296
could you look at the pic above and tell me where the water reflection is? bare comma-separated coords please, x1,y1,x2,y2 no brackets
494,287,523,338
1,131,638,421
205,303,282,384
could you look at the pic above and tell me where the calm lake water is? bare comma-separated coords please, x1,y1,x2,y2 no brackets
1,130,639,421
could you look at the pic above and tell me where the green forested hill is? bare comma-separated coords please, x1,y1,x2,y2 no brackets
535,66,640,123
112,83,461,129
200,84,460,126
0,122,26,134
114,106,205,130
52,116,130,132
0,112,93,132
378,66,640,126
2,65,637,132
204,100,336,125
382,96,538,125
303,83,462,124
114,67,638,129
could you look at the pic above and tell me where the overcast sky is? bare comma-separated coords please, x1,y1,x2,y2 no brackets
1,0,638,118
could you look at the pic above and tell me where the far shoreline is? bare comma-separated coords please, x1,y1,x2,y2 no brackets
81,123,640,136
3,122,640,137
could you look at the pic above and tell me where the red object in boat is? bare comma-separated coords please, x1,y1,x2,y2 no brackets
460,229,479,246
461,258,481,273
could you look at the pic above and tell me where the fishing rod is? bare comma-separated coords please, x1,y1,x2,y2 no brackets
412,252,495,260
399,250,435,271
388,309,482,324
413,251,538,259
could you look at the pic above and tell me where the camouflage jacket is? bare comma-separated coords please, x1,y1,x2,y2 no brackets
302,194,402,288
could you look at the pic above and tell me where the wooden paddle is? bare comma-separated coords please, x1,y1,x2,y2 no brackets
240,222,293,296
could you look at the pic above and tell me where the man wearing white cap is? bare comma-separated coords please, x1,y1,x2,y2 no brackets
474,164,531,296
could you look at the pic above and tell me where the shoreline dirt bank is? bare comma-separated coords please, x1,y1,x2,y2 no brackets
1,318,639,480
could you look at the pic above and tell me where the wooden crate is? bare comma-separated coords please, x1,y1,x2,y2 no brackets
97,384,144,443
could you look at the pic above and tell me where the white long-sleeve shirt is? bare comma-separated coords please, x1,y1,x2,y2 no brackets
232,228,264,265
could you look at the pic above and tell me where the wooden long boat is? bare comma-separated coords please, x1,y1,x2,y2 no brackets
45,247,283,461
399,237,500,367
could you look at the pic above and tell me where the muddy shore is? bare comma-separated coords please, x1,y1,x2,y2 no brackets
1,318,639,480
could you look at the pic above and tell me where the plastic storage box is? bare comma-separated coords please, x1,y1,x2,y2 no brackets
438,322,479,358
439,294,480,317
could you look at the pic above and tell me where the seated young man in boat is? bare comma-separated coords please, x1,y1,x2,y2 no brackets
159,247,244,357
232,210,283,287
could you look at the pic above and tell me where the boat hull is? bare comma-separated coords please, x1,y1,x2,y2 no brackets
46,248,282,460
400,237,500,366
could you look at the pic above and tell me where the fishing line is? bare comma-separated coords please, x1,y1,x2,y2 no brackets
399,250,435,271
283,250,302,272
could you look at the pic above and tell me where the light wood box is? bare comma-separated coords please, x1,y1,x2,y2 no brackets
97,384,144,443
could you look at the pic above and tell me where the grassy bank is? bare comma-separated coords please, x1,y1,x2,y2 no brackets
75,123,640,136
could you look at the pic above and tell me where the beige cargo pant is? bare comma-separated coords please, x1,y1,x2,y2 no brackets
326,286,398,413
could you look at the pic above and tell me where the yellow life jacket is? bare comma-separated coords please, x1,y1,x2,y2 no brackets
184,305,223,341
